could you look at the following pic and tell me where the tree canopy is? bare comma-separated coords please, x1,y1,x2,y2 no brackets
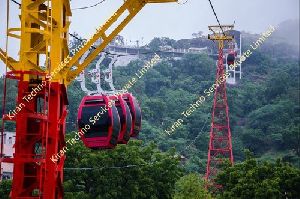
63,138,183,199
215,151,300,199
173,173,212,199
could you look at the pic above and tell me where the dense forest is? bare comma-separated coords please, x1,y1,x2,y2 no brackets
0,20,299,198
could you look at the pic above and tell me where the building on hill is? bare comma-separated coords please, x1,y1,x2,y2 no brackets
1,131,15,180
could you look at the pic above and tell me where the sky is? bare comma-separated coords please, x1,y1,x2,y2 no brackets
0,0,299,74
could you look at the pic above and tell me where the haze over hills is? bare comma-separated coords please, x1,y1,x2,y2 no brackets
273,19,300,47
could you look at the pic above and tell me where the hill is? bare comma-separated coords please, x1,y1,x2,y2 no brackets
64,23,300,173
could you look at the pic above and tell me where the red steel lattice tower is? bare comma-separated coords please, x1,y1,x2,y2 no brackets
206,25,234,183
0,1,70,197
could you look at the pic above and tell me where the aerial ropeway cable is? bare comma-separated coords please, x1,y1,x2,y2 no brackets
207,0,225,35
71,0,107,10
10,0,20,6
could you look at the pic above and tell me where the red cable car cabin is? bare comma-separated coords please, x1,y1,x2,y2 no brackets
227,52,236,66
122,93,142,137
77,95,121,149
109,94,132,144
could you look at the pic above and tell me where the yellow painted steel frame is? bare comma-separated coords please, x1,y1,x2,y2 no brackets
208,25,234,41
8,1,71,198
0,0,71,81
1,0,177,84
19,0,71,82
208,25,234,50
55,0,177,85
0,48,19,71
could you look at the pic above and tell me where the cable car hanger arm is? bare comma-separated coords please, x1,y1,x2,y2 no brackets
57,0,177,85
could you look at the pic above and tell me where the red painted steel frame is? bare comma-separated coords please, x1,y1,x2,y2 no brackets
4,71,67,198
206,44,234,182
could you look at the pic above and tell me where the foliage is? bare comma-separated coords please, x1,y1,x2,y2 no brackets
148,37,176,51
215,151,300,199
0,179,12,199
0,78,17,131
0,25,299,197
64,32,300,172
64,138,183,199
173,173,212,199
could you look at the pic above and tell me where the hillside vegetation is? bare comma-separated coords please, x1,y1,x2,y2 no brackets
0,21,299,198
65,27,300,170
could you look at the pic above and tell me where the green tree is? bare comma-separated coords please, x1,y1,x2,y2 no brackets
148,37,176,51
0,179,12,199
173,173,212,199
64,138,183,199
215,151,300,199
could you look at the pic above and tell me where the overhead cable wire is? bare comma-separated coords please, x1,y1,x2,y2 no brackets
62,119,205,171
10,0,20,6
64,163,152,171
10,0,106,10
177,0,189,5
207,0,225,35
9,0,213,173
179,119,209,154
63,121,209,171
71,0,106,10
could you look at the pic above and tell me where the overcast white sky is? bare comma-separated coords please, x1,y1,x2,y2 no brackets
0,0,299,73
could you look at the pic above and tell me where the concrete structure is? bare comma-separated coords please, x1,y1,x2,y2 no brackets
106,45,209,66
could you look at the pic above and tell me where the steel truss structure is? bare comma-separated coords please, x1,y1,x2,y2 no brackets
206,25,234,185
